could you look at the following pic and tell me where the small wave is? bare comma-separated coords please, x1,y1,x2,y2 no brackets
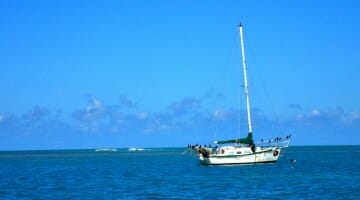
95,148,118,152
320,150,360,153
128,148,145,152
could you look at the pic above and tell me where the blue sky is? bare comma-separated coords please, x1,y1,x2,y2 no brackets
1,1,360,150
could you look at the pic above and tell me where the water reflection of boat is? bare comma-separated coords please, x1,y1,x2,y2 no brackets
95,148,118,152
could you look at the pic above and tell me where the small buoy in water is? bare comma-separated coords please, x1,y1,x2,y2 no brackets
290,159,296,163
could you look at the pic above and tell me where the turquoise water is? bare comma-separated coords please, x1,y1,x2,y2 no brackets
1,146,359,199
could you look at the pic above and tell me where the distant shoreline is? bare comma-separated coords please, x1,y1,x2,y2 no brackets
1,144,360,152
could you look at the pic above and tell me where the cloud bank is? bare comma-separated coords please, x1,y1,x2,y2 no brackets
1,91,359,149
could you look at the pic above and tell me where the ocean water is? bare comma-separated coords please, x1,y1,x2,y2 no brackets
1,146,359,199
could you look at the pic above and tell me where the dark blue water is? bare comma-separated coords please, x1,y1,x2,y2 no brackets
1,146,359,199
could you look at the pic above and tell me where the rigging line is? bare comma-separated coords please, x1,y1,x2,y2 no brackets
213,30,239,142
256,64,285,134
239,85,245,139
238,85,241,139
245,33,285,135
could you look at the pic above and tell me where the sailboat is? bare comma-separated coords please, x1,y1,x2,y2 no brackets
196,24,291,165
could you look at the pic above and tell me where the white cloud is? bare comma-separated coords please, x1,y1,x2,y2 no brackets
289,103,302,109
212,108,237,121
292,107,360,127
295,114,304,121
349,112,360,121
213,109,226,120
168,97,201,114
159,124,170,130
86,98,102,113
137,112,149,120
119,95,136,108
310,109,321,117
75,97,105,121
341,112,360,124
22,106,50,122
143,128,154,133
0,114,5,122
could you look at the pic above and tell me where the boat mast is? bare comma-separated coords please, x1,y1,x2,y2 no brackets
238,23,253,134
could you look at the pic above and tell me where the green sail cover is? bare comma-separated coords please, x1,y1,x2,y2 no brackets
215,132,254,145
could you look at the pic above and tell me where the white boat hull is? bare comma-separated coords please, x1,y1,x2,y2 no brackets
198,146,281,165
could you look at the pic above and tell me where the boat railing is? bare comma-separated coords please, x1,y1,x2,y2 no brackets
255,139,291,148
